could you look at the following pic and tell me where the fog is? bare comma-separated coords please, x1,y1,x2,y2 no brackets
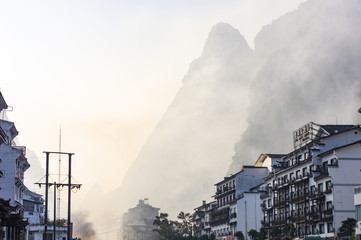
6,0,360,239
112,0,361,238
229,0,361,172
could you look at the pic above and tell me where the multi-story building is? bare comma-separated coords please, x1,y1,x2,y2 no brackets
192,201,218,237
23,188,67,240
23,188,44,240
123,198,160,240
259,122,361,238
236,184,265,240
212,166,269,239
0,92,30,239
354,186,361,239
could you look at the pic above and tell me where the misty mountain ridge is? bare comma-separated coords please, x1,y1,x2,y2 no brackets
87,0,361,229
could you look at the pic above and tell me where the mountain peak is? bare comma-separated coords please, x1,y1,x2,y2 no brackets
201,22,252,60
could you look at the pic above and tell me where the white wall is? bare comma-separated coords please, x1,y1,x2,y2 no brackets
236,192,262,239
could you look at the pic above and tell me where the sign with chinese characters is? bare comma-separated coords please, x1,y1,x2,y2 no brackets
293,122,319,149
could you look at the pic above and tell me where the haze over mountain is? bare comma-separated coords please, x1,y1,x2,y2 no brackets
229,0,361,172
86,0,361,235
112,22,254,217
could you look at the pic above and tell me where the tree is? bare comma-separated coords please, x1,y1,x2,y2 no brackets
177,211,193,237
283,223,296,238
234,231,245,240
259,227,267,240
209,233,216,240
247,228,266,240
248,229,259,240
153,212,194,240
269,226,282,239
200,235,209,240
338,218,357,237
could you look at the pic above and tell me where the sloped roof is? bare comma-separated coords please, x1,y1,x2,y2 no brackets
0,92,8,111
320,124,358,135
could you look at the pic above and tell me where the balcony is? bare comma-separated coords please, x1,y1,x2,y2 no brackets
260,203,266,210
261,220,270,228
311,212,322,222
325,188,333,194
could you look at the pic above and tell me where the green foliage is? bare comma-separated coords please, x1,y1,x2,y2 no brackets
209,233,215,240
269,226,282,239
153,212,193,240
235,231,244,240
338,218,357,236
248,229,259,240
247,228,266,240
283,223,296,238
47,218,67,227
200,235,209,240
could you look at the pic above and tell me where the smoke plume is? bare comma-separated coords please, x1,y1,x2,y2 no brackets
72,211,96,240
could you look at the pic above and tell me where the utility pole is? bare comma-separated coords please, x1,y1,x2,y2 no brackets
37,151,81,240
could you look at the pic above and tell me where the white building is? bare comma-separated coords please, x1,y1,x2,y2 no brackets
259,122,361,239
354,186,361,239
236,184,264,240
23,188,68,240
0,92,30,239
123,199,160,240
212,166,269,239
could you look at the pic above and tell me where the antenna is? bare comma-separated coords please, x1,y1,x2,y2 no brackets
57,126,62,219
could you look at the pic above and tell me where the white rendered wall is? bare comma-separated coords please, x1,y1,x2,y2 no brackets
236,192,263,240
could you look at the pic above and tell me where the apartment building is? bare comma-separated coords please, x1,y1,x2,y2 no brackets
192,201,218,237
259,122,361,238
0,92,30,239
123,198,160,240
212,166,269,239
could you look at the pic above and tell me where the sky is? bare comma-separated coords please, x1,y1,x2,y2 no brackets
0,0,306,210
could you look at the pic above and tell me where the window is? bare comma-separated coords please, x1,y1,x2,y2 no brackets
310,164,315,172
284,175,288,183
319,223,325,234
302,167,308,177
311,185,316,195
304,151,309,160
327,222,334,233
323,161,328,171
290,172,295,181
318,183,323,193
330,158,338,166
268,199,271,208
356,205,361,221
312,225,317,234
292,158,296,165
326,181,332,192
327,201,333,210
296,170,301,179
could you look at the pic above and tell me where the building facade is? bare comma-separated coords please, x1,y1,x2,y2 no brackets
0,92,30,239
259,122,361,238
211,166,269,239
123,199,160,240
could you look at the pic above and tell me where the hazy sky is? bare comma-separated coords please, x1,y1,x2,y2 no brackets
0,0,305,200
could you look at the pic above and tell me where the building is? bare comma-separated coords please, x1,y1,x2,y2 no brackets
123,199,160,240
354,186,361,239
236,184,264,240
212,166,269,239
0,92,30,239
192,201,218,238
259,122,361,238
23,188,67,240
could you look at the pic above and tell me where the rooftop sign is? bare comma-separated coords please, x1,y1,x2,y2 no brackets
293,122,321,149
